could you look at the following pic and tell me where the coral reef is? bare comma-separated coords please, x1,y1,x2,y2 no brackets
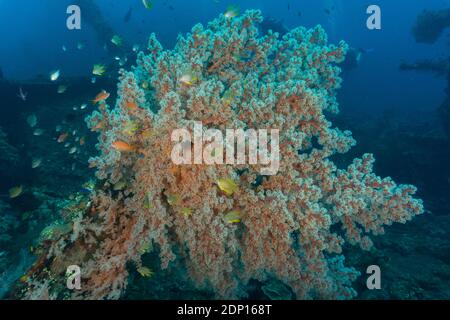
13,11,423,300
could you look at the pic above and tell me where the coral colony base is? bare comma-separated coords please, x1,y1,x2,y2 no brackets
12,10,423,300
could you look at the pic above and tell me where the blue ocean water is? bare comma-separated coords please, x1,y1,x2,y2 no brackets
0,0,449,300
1,0,448,114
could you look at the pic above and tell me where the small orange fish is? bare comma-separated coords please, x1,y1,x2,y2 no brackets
79,137,86,146
92,120,105,131
92,90,110,105
57,132,69,143
112,140,136,152
125,101,138,110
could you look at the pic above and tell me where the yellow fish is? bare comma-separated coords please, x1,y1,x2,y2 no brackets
141,128,154,140
138,242,152,254
222,90,235,107
224,5,240,18
137,266,154,278
167,194,180,206
181,208,193,217
224,210,241,223
217,178,239,196
9,185,23,199
92,64,107,76
122,121,139,136
179,73,198,86
143,193,152,209
113,180,127,191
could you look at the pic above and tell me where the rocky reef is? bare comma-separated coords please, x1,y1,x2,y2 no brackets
0,126,19,170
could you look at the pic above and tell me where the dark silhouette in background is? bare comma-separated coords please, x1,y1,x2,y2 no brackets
412,8,450,44
401,8,450,138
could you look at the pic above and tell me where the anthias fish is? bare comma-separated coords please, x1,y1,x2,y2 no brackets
125,101,138,110
92,90,110,104
112,140,136,152
57,132,69,143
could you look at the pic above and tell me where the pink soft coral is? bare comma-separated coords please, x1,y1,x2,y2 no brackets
15,10,423,300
